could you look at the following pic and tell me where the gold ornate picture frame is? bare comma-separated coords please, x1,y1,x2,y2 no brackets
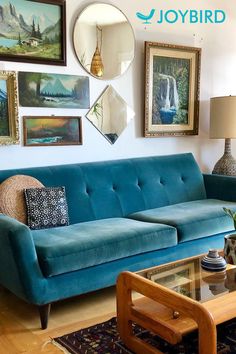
144,42,201,137
0,71,19,145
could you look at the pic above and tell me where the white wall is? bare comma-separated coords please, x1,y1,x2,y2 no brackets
1,0,236,172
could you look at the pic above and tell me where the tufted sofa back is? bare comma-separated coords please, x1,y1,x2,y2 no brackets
0,153,206,224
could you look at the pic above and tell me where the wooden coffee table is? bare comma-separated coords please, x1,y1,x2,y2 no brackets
116,253,236,354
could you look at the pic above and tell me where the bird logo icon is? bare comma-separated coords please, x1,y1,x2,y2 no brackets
136,9,155,24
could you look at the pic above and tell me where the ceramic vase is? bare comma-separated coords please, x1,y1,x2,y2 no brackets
224,234,236,264
201,249,227,271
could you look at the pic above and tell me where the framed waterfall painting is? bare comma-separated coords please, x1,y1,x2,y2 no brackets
0,0,66,66
144,42,201,137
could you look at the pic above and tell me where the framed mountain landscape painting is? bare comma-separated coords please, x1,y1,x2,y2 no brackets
18,72,90,108
0,71,19,145
0,0,66,65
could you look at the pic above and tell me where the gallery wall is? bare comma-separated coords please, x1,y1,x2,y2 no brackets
0,0,236,172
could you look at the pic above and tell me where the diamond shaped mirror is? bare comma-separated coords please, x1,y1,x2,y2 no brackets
86,85,135,144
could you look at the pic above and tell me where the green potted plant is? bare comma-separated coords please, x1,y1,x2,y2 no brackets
223,207,236,229
223,207,236,264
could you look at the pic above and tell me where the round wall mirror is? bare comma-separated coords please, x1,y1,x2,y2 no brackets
73,3,135,80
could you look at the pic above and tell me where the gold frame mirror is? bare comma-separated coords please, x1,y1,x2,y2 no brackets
73,3,135,80
86,85,135,144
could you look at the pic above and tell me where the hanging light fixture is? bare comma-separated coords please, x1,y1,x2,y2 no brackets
90,25,104,78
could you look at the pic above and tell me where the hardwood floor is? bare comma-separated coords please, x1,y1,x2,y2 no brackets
0,285,117,353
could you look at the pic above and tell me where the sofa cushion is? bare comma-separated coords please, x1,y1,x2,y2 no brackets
129,199,236,243
32,218,177,277
0,175,44,224
24,186,69,230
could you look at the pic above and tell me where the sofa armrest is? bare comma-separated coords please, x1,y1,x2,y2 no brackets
0,214,47,304
203,174,236,201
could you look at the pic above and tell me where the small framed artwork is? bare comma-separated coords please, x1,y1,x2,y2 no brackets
18,72,89,109
23,116,82,146
144,42,201,137
0,0,66,66
0,71,19,145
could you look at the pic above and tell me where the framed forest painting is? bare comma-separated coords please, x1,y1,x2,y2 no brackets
0,0,66,66
0,71,19,145
18,72,90,109
23,116,82,146
144,42,201,137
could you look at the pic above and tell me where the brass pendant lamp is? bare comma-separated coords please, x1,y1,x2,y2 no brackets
90,26,104,78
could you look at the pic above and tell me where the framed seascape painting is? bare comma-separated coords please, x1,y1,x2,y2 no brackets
18,72,90,109
0,71,19,145
23,116,82,146
0,0,66,66
144,42,201,137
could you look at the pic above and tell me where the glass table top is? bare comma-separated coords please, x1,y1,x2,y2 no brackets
138,255,236,303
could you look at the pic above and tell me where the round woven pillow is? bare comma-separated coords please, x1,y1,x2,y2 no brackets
0,175,44,224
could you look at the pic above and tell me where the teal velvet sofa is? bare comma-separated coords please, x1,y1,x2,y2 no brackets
0,153,236,329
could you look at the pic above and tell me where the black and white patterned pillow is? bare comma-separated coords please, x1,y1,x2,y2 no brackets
24,186,69,230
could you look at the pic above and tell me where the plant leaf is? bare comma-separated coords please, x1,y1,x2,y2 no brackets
223,207,236,229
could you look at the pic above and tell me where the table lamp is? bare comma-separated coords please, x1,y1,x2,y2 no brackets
210,96,236,175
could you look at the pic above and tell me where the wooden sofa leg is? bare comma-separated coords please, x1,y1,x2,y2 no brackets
38,303,51,329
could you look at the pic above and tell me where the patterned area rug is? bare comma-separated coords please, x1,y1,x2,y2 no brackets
54,317,236,354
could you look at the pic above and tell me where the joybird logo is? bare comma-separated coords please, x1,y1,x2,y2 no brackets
136,9,155,24
136,8,226,24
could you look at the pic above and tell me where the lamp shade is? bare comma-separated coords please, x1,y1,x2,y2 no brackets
210,96,236,139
